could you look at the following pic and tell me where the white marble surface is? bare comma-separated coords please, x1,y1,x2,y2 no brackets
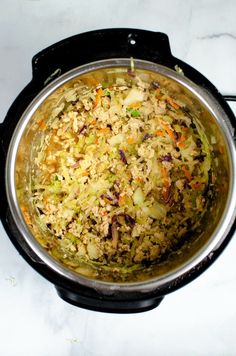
0,1,236,355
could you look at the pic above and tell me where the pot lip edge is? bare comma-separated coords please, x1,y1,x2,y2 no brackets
4,57,236,293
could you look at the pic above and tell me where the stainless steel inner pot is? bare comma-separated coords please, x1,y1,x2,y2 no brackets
5,58,236,293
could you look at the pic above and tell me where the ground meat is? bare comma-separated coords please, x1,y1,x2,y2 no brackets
29,73,213,277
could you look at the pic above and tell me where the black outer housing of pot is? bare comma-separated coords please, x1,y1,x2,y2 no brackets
0,29,235,313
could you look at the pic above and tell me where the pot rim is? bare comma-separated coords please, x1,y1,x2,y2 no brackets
5,58,236,293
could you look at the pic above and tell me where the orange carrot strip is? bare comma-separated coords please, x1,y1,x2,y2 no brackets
166,97,180,110
161,166,168,180
21,205,27,213
98,127,110,133
82,171,89,176
155,130,165,137
191,182,203,190
93,88,103,108
127,136,135,144
177,134,186,148
21,205,32,225
135,177,144,183
101,210,108,216
182,166,192,181
23,212,32,225
38,120,46,129
128,102,141,109
118,195,127,206
162,124,176,142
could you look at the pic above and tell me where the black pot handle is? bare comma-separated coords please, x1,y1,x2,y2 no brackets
55,285,164,313
31,28,173,87
223,95,236,102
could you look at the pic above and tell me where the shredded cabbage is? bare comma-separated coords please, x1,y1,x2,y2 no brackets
30,73,214,276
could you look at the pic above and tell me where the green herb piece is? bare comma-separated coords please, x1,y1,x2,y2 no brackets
127,108,140,117
103,88,111,96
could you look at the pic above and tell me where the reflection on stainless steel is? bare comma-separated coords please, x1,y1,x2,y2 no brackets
5,59,236,292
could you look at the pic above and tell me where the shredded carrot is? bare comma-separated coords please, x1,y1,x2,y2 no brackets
166,97,179,110
23,212,32,225
38,120,46,129
177,134,186,148
119,194,127,206
155,130,165,137
161,166,168,180
98,127,110,133
162,124,176,142
21,205,32,225
127,136,135,144
90,119,97,125
101,210,108,216
182,127,189,132
182,166,192,181
21,205,27,213
128,102,141,109
93,88,103,108
136,176,144,183
191,182,203,190
82,171,89,176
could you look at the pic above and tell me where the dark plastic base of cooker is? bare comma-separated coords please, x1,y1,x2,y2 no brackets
56,286,164,313
0,28,236,313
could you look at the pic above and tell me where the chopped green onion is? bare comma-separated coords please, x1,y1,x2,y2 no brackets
127,108,140,117
103,88,111,96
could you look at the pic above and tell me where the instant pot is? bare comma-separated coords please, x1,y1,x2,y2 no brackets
0,29,236,313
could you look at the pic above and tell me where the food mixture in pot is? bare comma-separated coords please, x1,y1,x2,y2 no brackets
30,72,214,275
